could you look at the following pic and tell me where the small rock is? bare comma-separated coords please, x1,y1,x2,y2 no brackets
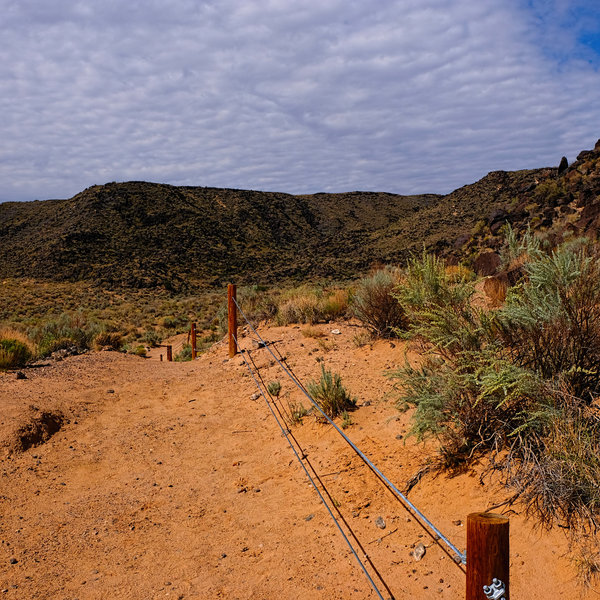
106,389,115,394
331,329,341,335
9,558,17,565
250,392,260,401
412,543,426,561
362,400,372,407
304,514,314,522
375,516,386,530
452,519,462,526
395,434,403,440
15,371,26,380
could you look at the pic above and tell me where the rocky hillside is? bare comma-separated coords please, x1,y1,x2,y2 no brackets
1,139,598,289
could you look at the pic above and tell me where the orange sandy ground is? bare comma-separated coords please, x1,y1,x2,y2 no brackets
0,322,596,599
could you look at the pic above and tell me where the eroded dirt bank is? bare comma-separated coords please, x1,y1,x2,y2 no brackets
0,324,594,599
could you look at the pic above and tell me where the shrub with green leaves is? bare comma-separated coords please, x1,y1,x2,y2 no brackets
30,310,103,356
351,267,406,337
390,243,600,538
307,364,356,420
0,338,32,369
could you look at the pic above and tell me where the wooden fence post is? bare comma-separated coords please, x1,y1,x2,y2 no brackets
228,284,237,358
191,323,197,360
166,345,172,362
466,513,509,600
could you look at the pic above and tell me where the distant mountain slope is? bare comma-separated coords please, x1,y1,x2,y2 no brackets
2,139,598,290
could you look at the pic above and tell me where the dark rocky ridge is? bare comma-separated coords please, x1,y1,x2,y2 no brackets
1,139,598,290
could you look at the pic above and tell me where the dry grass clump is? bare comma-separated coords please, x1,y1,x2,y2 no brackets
275,285,351,326
0,327,36,369
301,326,325,339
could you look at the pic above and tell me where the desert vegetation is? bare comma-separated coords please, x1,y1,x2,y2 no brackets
383,237,600,581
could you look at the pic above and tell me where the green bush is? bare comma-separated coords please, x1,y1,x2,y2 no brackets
307,364,356,420
0,338,32,369
390,244,600,537
31,311,102,356
351,267,406,337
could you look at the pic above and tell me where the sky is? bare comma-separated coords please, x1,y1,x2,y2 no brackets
1,0,599,203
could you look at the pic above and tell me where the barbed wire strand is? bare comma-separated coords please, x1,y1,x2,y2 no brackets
233,298,467,565
244,344,398,599
232,333,389,600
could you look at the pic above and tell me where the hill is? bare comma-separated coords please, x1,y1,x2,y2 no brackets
1,139,599,289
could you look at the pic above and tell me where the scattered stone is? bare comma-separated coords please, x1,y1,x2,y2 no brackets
395,434,403,440
375,516,386,530
331,329,341,335
305,514,314,522
412,543,426,561
452,520,462,526
220,553,227,559
9,558,17,565
250,392,260,401
362,400,371,407
106,389,115,394
15,371,26,380
473,251,501,276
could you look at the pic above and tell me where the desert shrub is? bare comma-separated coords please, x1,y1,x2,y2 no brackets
141,329,162,348
0,337,33,369
133,345,147,357
287,399,309,424
508,405,600,530
31,311,103,356
307,364,356,420
351,267,406,337
301,326,325,338
395,252,484,356
496,243,600,402
174,344,193,362
277,291,321,325
391,244,600,546
161,315,187,329
94,331,123,351
267,380,281,397
320,288,350,321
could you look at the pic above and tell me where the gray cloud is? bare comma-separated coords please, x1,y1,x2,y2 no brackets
1,0,599,202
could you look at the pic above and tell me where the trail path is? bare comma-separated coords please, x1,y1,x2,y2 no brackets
0,323,593,599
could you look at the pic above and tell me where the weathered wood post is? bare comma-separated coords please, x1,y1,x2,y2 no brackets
466,513,509,600
228,284,237,358
191,323,197,360
166,345,172,362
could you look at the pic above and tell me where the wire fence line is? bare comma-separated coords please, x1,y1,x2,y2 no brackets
233,296,467,567
233,331,392,600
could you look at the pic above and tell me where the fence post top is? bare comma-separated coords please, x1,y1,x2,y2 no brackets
467,512,509,525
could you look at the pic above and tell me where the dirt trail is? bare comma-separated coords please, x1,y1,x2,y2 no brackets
0,323,595,599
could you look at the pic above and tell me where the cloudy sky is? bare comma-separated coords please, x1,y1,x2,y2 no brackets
1,0,599,203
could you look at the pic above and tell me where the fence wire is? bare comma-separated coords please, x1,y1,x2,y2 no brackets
232,332,390,600
233,297,467,566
